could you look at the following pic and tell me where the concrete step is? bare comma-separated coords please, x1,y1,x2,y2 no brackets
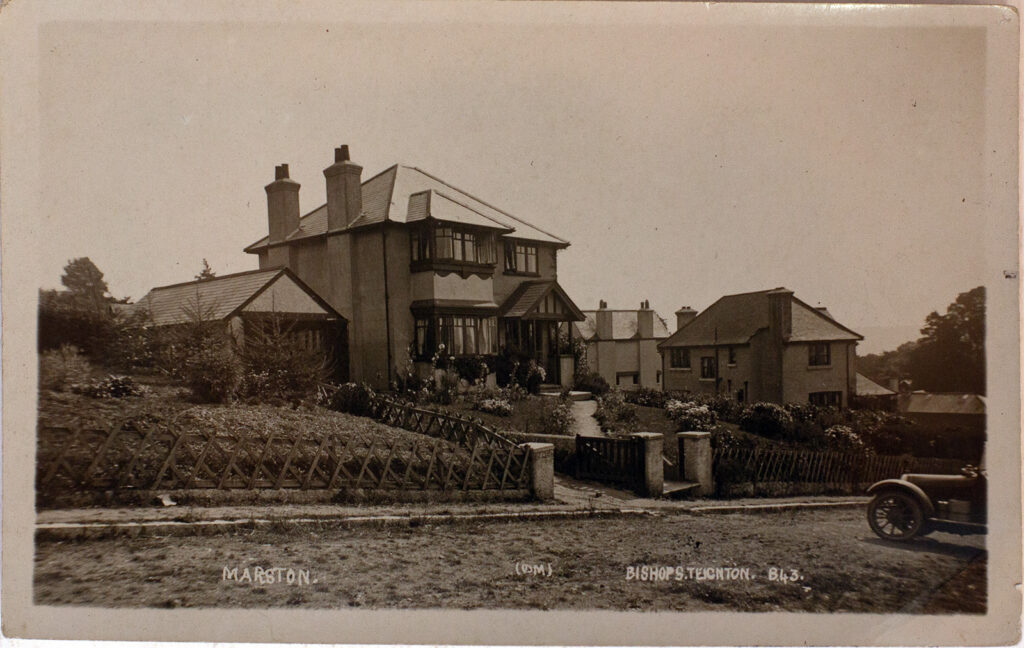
663,480,701,499
538,386,593,401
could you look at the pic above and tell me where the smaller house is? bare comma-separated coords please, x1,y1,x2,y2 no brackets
853,373,898,410
898,392,986,434
658,288,863,406
569,300,671,389
135,267,347,377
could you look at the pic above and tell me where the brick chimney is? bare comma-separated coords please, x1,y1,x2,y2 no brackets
324,145,363,231
675,306,697,332
265,164,300,244
637,300,654,338
767,288,794,341
596,299,613,340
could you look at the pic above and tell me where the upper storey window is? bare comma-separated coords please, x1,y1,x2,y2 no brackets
410,222,497,273
504,241,538,275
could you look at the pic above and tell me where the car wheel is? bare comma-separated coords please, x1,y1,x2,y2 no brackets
868,490,925,541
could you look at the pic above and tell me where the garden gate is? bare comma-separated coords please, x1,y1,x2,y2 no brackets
575,435,644,491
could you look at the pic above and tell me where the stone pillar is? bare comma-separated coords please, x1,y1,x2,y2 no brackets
631,432,664,497
679,431,713,496
523,443,555,501
559,355,574,389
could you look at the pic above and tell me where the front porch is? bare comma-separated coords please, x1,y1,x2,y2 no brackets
497,280,586,387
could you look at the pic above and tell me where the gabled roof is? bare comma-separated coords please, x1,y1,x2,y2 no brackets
498,280,585,321
245,164,567,252
573,310,671,341
658,288,862,348
900,392,986,416
856,373,896,397
135,267,341,326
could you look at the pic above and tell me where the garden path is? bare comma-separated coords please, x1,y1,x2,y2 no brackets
570,399,603,438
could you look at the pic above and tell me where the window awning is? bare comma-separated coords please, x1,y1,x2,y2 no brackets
497,280,585,321
410,299,500,317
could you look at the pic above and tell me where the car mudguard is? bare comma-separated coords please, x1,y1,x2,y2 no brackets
866,479,935,517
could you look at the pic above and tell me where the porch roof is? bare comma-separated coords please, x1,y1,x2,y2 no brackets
497,280,585,321
410,298,500,315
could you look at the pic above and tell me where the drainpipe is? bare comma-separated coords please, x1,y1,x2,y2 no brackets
381,223,393,386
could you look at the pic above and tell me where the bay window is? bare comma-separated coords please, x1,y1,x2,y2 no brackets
413,315,498,358
412,222,496,269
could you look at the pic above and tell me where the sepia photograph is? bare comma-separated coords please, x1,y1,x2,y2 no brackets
1,1,1020,645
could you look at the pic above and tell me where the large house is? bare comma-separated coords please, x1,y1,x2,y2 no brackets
657,288,863,406
568,300,671,390
244,146,585,388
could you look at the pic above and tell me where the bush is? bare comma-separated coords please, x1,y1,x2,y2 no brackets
237,317,332,402
327,382,376,416
623,386,669,408
182,341,242,403
74,374,146,399
535,396,575,436
594,390,638,432
451,355,491,385
39,344,93,391
825,424,865,452
738,402,794,440
573,371,610,396
492,347,546,394
665,400,717,431
476,398,514,417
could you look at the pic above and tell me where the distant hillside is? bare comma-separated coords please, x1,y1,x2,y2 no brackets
855,325,921,355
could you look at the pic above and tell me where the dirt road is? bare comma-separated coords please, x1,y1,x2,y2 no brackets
34,508,985,612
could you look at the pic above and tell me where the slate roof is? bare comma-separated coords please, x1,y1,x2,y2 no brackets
659,288,862,348
497,281,585,321
856,373,896,397
573,310,671,341
245,165,566,251
135,267,336,326
406,190,514,231
900,393,986,416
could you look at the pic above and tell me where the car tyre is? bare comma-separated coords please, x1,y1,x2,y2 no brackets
867,490,925,541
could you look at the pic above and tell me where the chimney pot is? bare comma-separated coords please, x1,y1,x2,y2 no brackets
275,164,290,180
336,145,350,163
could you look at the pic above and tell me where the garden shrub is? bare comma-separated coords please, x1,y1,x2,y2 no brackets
238,318,332,402
74,374,146,399
39,344,93,392
451,355,490,385
665,399,717,431
573,371,610,396
623,386,669,408
825,424,865,452
594,390,638,431
181,340,242,403
738,402,794,440
476,398,514,417
327,382,376,417
535,396,575,436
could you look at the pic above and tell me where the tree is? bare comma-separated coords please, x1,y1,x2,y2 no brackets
60,257,110,314
195,258,217,282
858,340,917,388
906,286,985,395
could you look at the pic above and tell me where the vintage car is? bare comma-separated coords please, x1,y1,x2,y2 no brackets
865,461,986,541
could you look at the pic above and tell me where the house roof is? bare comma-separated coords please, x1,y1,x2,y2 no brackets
573,310,671,341
245,165,567,252
856,373,896,397
497,280,585,321
406,190,514,231
900,392,986,416
135,267,340,326
658,288,862,348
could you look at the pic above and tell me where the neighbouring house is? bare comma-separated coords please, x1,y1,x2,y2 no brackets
657,288,863,406
243,145,585,388
134,267,348,377
853,372,898,410
568,300,671,390
898,391,986,434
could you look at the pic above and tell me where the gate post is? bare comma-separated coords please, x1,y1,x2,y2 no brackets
522,442,555,501
679,431,713,496
630,433,664,497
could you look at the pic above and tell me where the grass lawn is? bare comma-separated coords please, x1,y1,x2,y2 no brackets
444,396,571,437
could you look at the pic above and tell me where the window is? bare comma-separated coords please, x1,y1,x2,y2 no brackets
418,224,495,266
429,315,498,357
728,346,737,365
669,347,690,369
504,241,538,274
410,229,431,262
809,391,842,407
414,318,430,356
808,343,831,366
700,356,716,380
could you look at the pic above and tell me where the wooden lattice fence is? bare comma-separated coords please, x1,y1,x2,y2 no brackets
37,401,531,505
712,446,966,495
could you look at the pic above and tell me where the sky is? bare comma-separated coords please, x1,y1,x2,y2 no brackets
36,16,989,354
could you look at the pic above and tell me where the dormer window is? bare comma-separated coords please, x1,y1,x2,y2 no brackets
504,240,538,275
